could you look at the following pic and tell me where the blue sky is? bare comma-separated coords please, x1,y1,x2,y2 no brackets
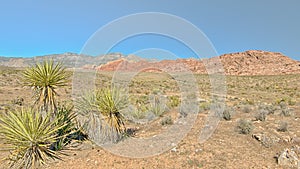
0,0,299,60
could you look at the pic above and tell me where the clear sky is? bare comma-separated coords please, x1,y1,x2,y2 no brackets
0,0,299,60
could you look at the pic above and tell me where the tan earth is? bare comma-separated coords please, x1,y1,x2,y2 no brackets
0,51,300,169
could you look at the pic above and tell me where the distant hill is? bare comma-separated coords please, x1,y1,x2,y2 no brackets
218,50,300,75
0,50,299,75
96,50,300,75
0,52,144,68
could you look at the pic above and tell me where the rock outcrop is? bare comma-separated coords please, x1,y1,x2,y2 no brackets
97,50,300,75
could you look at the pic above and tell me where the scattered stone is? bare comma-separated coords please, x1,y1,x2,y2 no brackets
195,149,202,154
281,135,292,143
292,145,300,155
292,137,300,144
277,148,299,168
197,98,207,103
252,133,280,148
252,133,263,141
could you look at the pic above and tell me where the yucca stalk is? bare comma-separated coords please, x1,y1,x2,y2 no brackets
22,60,71,113
0,108,67,169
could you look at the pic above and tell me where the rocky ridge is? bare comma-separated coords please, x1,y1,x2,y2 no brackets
97,50,300,75
1,50,299,75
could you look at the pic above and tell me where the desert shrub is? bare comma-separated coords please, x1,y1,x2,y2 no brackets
131,105,148,119
242,105,252,113
255,109,268,121
122,128,137,138
279,101,287,109
161,116,173,125
277,121,288,132
152,88,161,95
128,96,149,119
11,97,24,106
242,99,255,105
199,102,210,112
281,108,293,117
276,98,296,106
0,108,66,168
167,95,180,108
223,107,234,121
22,60,71,112
287,99,296,106
223,110,231,120
265,104,276,115
132,95,149,105
237,119,254,134
209,102,225,118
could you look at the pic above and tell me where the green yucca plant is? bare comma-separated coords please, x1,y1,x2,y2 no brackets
76,87,128,141
22,60,71,112
149,95,166,117
0,108,67,168
50,105,77,151
96,87,128,133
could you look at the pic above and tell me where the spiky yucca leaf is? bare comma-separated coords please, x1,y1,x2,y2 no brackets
22,60,71,112
0,109,67,169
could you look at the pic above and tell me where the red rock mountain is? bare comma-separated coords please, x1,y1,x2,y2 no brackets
96,50,300,75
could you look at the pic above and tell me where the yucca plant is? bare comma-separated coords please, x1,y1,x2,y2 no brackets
50,105,77,151
148,95,166,117
22,60,71,112
96,88,128,133
0,108,67,168
76,87,128,143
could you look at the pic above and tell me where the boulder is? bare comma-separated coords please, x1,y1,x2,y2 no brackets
277,148,299,168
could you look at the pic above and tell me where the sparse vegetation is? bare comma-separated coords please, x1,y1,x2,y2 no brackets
277,121,288,132
131,105,148,119
11,97,24,106
222,107,234,121
167,95,180,108
1,63,300,168
241,105,251,113
280,108,293,117
255,109,267,121
237,119,254,134
160,116,173,125
148,95,166,117
199,102,210,112
0,108,66,168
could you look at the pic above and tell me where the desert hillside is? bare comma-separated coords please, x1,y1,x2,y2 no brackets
97,50,300,75
1,50,299,75
218,50,300,75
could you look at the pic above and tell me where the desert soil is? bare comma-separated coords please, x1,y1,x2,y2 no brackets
0,67,300,169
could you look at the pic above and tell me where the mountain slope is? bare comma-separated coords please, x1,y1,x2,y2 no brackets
97,50,300,75
1,50,299,75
